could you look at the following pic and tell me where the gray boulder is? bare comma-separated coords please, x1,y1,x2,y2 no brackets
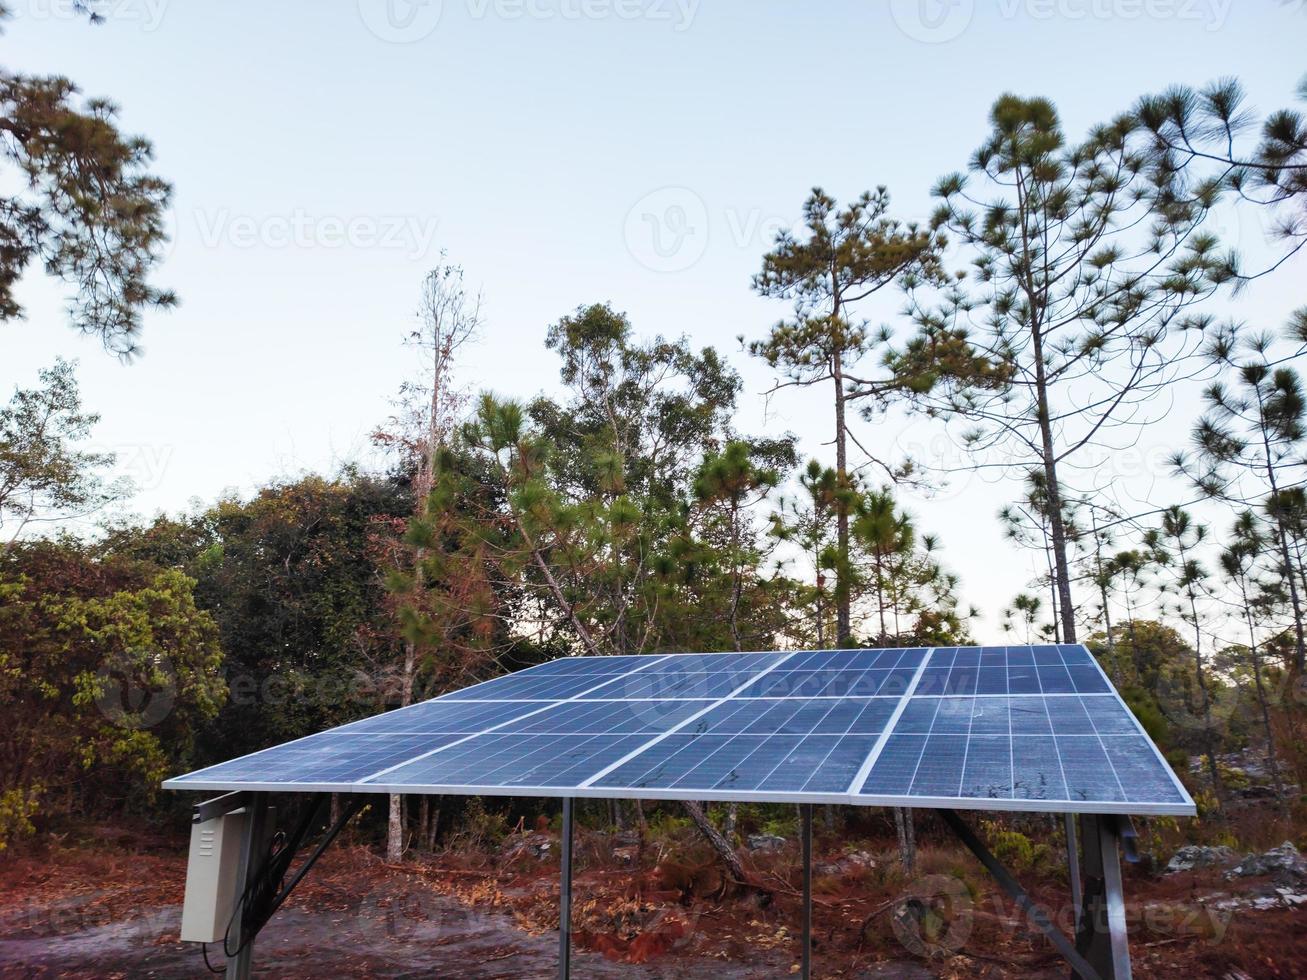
746,833,787,853
1225,841,1307,886
1166,844,1238,874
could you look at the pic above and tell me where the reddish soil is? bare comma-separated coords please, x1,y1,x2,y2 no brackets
1,824,1304,979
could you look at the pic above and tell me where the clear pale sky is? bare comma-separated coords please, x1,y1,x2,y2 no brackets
4,1,1304,639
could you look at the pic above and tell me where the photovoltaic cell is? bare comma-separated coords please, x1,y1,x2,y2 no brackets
164,645,1195,816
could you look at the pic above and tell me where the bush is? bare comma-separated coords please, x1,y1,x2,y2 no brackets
450,797,509,850
0,785,42,851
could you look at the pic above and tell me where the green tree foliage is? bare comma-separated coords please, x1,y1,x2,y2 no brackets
1175,311,1307,671
460,304,797,658
768,460,842,647
851,487,967,646
1088,620,1231,765
1137,74,1307,271
0,538,224,846
1,5,175,355
749,188,951,645
1,359,124,544
107,473,413,761
691,441,782,651
912,93,1238,644
1220,510,1288,800
1151,506,1221,797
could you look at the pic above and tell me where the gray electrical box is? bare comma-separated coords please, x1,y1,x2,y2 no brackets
180,808,247,943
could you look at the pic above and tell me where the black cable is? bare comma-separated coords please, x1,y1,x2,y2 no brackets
222,796,328,959
200,942,225,974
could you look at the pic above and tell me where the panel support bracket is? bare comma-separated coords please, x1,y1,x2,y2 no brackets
1074,814,1133,980
936,809,1108,980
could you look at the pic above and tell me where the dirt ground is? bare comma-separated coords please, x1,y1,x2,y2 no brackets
1,823,1304,979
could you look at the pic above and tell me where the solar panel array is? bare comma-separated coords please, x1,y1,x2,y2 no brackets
163,646,1195,815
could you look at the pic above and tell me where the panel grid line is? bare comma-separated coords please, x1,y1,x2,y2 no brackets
356,654,675,785
577,651,800,788
846,648,934,794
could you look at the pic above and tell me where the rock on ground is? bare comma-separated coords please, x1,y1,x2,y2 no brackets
1165,845,1238,874
1225,841,1307,887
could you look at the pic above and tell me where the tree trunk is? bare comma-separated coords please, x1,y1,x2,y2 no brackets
724,803,738,842
893,807,916,873
1241,583,1287,808
833,348,852,646
387,793,404,863
680,801,758,893
428,802,441,850
1272,518,1307,674
1260,412,1306,673
1030,327,1077,644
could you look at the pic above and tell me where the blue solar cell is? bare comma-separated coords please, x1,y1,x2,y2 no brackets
1036,664,1076,694
798,734,879,792
859,734,926,794
961,735,1012,799
954,648,981,667
896,698,940,734
168,733,465,785
932,698,973,734
976,666,1007,695
495,698,712,735
1068,665,1111,693
1058,736,1126,802
910,734,968,796
1007,665,1041,695
1049,698,1097,735
1102,736,1185,803
913,665,951,695
1012,736,1067,800
969,697,1009,735
1009,698,1054,735
337,700,537,735
441,672,621,701
526,655,651,676
846,699,898,734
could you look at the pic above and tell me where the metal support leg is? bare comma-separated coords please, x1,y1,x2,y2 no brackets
1065,812,1082,929
801,804,812,980
226,795,270,980
1074,815,1132,980
559,798,573,980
